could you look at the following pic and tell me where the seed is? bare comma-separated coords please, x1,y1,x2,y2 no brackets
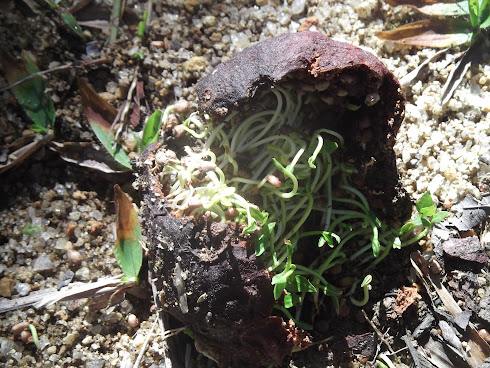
127,314,139,328
267,175,282,188
198,161,217,172
174,99,191,114
67,249,82,266
478,329,490,343
20,330,32,344
12,321,29,336
364,92,380,106
173,124,186,138
226,207,239,219
314,80,330,91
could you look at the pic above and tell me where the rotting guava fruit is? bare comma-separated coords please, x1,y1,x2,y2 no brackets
135,31,411,367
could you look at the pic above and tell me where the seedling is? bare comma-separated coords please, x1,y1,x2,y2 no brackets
377,0,490,102
114,185,143,283
44,0,83,36
152,87,448,327
28,323,41,349
22,223,41,235
0,51,55,135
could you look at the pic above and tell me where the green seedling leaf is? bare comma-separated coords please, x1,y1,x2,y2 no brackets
22,223,41,235
412,216,431,228
346,103,360,111
419,204,437,217
142,110,163,149
318,231,341,248
79,78,132,170
114,184,143,282
469,0,480,28
376,18,473,47
30,124,49,134
255,221,275,256
0,50,55,133
399,221,416,236
283,292,304,308
431,210,449,224
138,11,147,37
60,11,83,35
288,275,317,293
416,191,434,213
273,281,287,300
28,324,41,349
324,139,338,154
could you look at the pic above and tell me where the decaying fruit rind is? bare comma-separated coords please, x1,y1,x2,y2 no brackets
197,31,410,224
135,143,299,367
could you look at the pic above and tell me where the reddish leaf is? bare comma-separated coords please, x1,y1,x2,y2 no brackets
376,18,472,47
130,80,144,127
114,185,142,281
384,0,469,16
79,78,131,169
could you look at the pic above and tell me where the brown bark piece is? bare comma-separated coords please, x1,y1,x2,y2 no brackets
135,143,297,367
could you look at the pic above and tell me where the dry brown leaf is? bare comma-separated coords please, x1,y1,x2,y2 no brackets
394,285,422,316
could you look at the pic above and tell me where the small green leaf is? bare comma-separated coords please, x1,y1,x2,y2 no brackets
60,11,83,36
318,231,341,248
376,361,389,368
431,210,449,224
399,221,416,236
79,78,132,170
346,103,360,111
30,124,49,134
419,204,437,217
142,110,163,149
324,139,338,154
138,11,147,37
114,185,143,282
416,191,434,213
469,0,480,29
0,51,56,133
289,275,317,293
273,281,287,300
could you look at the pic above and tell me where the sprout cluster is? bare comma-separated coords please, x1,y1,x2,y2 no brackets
152,87,447,326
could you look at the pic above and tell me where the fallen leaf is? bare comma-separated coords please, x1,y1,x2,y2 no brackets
114,185,143,282
49,141,131,174
376,18,472,47
384,0,469,16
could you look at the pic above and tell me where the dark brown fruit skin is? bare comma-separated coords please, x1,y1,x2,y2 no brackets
197,31,411,224
134,143,295,367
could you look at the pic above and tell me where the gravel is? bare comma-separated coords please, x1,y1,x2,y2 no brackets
0,0,488,367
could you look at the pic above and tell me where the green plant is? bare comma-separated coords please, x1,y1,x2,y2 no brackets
114,185,143,283
45,0,83,36
152,87,448,325
22,223,41,235
28,324,41,349
0,51,56,135
377,0,490,102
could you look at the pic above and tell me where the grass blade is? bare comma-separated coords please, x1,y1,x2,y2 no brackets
114,185,143,282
